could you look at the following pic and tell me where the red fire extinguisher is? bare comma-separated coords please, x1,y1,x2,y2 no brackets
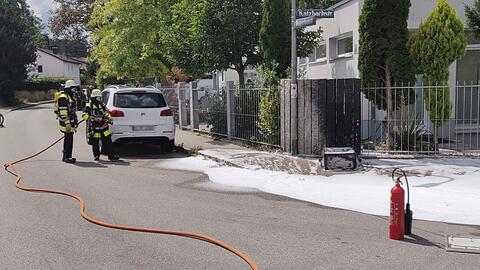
390,168,413,240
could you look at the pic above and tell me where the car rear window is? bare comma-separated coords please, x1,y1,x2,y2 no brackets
114,92,167,108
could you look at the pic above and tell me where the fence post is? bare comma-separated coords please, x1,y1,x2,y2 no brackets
177,82,188,129
226,81,235,140
189,81,199,131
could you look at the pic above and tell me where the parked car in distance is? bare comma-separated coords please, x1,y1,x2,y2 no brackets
86,86,175,152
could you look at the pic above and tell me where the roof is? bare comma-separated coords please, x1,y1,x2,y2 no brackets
70,56,87,64
330,0,356,10
37,48,83,65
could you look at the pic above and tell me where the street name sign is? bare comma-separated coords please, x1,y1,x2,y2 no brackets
295,16,316,29
297,9,335,19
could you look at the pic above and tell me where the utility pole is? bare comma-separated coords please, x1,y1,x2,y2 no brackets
291,0,298,155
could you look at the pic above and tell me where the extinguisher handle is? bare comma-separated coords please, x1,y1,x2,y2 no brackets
392,168,410,204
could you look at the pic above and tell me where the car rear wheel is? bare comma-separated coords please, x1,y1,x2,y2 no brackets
162,139,175,153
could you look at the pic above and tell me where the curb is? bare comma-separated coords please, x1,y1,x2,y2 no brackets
179,144,242,168
196,150,242,168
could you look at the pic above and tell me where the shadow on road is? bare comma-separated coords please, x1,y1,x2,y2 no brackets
402,234,444,249
73,161,108,168
113,143,189,160
98,160,131,166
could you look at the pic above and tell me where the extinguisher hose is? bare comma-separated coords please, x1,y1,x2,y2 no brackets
392,168,410,204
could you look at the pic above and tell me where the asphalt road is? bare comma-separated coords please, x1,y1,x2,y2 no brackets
0,104,479,270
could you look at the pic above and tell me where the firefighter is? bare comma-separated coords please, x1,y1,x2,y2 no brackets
58,80,79,164
82,89,119,161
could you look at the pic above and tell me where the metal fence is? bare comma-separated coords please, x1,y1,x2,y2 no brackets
361,83,480,155
171,82,281,147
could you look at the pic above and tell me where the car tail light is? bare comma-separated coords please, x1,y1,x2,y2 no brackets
160,108,174,116
108,109,124,117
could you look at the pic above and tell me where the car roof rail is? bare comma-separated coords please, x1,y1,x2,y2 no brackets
105,85,120,90
144,85,157,89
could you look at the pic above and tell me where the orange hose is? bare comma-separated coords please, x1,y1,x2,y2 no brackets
4,135,259,270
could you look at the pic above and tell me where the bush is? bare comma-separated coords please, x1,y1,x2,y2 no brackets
16,89,57,103
257,62,281,144
207,90,228,135
394,120,434,152
258,88,280,144
22,77,71,91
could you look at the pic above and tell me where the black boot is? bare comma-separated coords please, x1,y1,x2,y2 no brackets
63,158,76,164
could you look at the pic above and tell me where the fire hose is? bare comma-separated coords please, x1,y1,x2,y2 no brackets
3,120,259,270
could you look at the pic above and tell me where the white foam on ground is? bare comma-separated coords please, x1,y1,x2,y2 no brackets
157,156,480,226
156,156,218,172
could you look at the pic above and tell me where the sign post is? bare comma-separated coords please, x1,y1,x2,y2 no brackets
291,0,298,155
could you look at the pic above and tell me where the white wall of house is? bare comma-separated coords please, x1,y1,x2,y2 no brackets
301,0,361,79
301,0,480,142
217,66,258,88
218,69,239,87
301,0,477,84
29,50,81,84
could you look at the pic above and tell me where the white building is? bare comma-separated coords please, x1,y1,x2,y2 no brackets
300,0,480,147
216,66,259,89
300,0,478,85
29,48,82,84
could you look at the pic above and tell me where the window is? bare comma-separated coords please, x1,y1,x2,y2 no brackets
114,92,167,108
456,49,480,125
337,35,353,56
308,51,315,63
315,44,327,60
38,65,43,73
299,57,307,65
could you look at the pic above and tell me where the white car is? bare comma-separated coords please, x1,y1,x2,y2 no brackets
98,86,175,152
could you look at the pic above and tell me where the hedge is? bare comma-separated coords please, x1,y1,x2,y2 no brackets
22,77,72,91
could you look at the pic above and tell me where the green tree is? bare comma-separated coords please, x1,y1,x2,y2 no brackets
50,0,94,39
89,0,173,81
0,0,40,104
41,37,89,58
164,0,210,79
359,0,415,149
465,0,480,38
259,0,290,77
409,0,466,149
259,0,325,78
194,0,263,90
298,0,338,9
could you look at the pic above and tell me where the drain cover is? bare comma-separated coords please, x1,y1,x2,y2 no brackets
446,236,480,254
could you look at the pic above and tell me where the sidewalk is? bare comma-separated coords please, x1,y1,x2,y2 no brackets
169,128,480,226
175,128,325,175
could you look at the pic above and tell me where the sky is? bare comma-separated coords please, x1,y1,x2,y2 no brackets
26,0,58,25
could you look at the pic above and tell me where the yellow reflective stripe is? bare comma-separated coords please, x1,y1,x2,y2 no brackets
59,126,76,132
82,114,89,120
103,130,111,136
